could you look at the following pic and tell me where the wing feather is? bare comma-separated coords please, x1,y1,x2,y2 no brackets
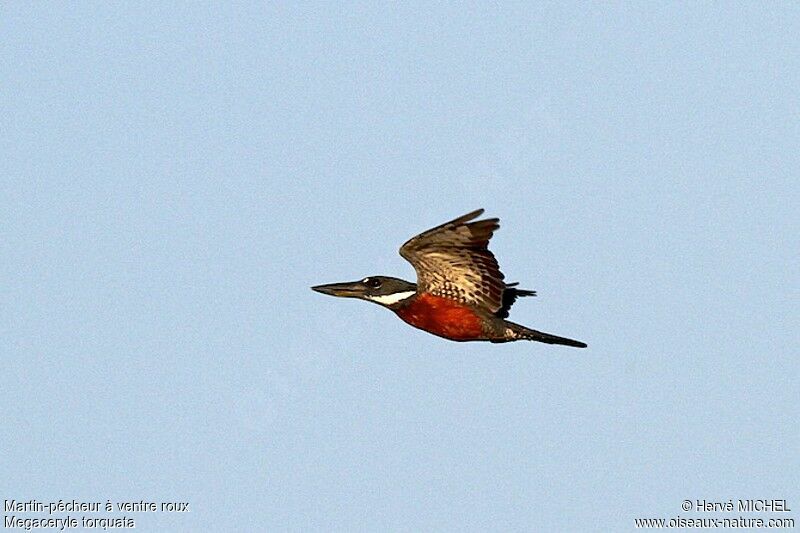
399,209,510,313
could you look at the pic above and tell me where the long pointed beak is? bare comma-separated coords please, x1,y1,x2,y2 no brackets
311,281,366,298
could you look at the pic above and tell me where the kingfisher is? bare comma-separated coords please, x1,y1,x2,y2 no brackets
312,209,587,347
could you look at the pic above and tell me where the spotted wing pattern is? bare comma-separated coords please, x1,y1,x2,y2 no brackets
399,209,508,313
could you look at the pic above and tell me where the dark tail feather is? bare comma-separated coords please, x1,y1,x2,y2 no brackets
508,322,587,348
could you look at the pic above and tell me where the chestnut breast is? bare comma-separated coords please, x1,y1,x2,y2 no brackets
395,293,484,341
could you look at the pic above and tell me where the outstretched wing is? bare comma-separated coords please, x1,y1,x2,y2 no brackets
399,209,508,313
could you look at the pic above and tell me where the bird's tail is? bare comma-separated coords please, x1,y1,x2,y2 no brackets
506,322,587,348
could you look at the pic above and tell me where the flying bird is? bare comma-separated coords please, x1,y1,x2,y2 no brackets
312,209,586,347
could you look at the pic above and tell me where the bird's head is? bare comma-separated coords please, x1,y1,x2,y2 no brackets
311,276,417,307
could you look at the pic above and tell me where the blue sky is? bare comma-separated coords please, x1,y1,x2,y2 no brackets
2,2,798,531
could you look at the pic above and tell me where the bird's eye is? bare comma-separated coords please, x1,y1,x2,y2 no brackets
365,277,382,288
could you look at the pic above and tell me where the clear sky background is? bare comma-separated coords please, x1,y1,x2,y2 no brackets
2,2,798,531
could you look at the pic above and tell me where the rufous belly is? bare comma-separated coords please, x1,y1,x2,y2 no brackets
395,293,484,341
